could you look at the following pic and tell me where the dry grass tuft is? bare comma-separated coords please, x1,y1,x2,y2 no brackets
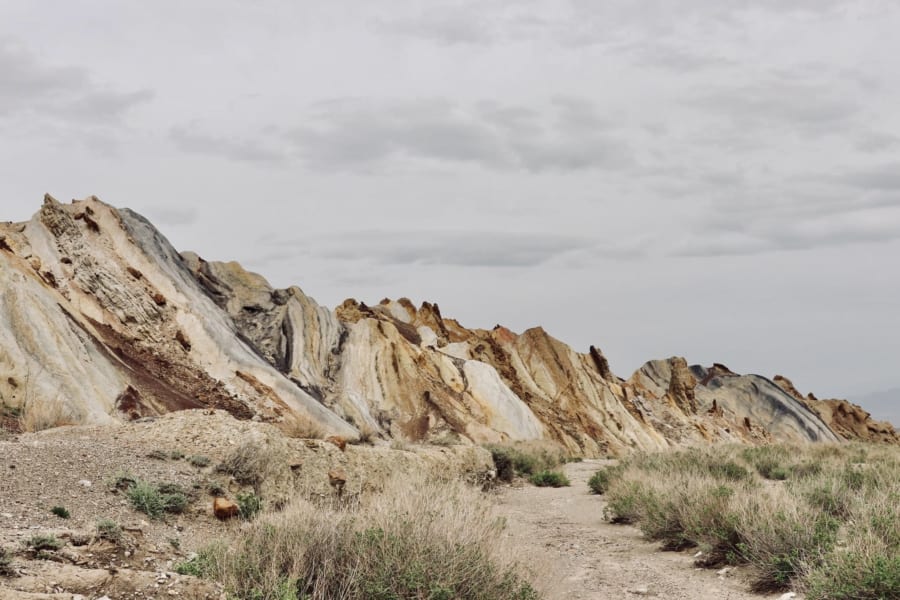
280,412,327,440
203,473,541,600
18,398,75,432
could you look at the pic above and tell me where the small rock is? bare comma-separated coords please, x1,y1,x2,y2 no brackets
716,567,731,577
629,586,653,595
77,479,92,487
693,550,703,558
777,594,797,600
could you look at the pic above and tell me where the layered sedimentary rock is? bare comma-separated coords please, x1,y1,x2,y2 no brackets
773,375,899,444
0,196,354,437
1,197,895,454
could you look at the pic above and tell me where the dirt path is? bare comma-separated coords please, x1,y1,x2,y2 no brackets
495,460,792,600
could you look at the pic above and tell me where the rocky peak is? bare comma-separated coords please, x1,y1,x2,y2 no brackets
1,196,896,454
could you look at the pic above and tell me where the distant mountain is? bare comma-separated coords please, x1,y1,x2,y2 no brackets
852,388,900,428
1,195,897,453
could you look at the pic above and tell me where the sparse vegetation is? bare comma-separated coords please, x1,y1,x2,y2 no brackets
25,534,63,552
189,454,211,468
281,413,326,440
50,505,70,519
486,442,567,483
147,449,169,460
170,449,186,460
217,438,285,488
588,465,622,495
201,474,540,600
236,491,262,520
602,443,900,596
528,470,570,488
126,479,189,519
0,548,14,576
17,399,74,432
174,548,218,577
207,480,226,496
96,519,123,543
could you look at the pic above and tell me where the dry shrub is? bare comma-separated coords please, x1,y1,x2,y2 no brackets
18,399,75,432
485,440,568,483
216,433,295,506
603,443,900,595
281,412,327,440
205,473,541,600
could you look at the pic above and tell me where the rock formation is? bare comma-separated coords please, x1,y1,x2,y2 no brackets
1,197,896,453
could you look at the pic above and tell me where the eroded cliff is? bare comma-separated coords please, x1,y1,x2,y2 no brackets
1,197,895,453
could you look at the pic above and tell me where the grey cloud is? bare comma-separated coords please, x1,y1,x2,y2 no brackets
838,164,900,191
269,230,593,268
619,42,734,72
287,98,631,172
170,125,286,163
855,133,900,153
0,38,152,123
374,5,495,45
688,75,859,136
674,205,900,257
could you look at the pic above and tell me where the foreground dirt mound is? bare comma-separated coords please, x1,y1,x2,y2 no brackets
0,410,492,599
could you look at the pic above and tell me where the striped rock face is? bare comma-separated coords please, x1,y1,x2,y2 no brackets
1,196,895,454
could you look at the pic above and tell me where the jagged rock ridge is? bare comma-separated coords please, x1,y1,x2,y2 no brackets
1,197,896,453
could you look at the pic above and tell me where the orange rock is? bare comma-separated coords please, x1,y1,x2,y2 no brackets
325,435,347,451
328,468,347,497
213,497,239,520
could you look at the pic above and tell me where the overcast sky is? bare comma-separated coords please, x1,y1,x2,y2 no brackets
2,1,899,410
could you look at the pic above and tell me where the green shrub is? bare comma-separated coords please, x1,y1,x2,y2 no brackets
755,459,789,480
708,460,752,482
528,471,570,488
189,455,211,468
588,465,623,495
0,548,14,576
807,552,900,599
742,446,791,480
50,506,70,519
126,480,189,519
96,519,122,543
789,462,822,479
208,481,226,496
604,480,644,524
25,535,62,551
485,443,566,483
488,446,515,482
174,549,217,577
171,450,186,460
237,491,263,520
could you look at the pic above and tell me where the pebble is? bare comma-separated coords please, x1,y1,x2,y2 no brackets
777,594,797,600
77,479,92,487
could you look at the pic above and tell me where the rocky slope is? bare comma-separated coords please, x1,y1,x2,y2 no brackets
1,196,896,454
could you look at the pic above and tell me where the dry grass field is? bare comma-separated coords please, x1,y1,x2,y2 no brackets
596,443,900,599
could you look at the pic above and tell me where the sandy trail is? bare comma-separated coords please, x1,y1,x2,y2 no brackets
495,459,789,600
